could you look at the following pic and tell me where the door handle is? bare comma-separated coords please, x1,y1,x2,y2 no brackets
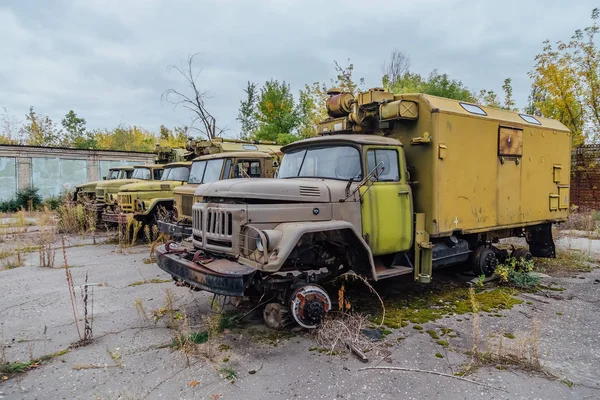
398,190,409,195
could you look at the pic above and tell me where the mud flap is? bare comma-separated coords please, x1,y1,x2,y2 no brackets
526,223,556,258
155,244,256,296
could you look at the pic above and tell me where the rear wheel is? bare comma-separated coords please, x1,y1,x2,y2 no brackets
511,248,533,270
471,246,499,277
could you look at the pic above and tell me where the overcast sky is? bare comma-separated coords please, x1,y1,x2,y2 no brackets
0,0,597,138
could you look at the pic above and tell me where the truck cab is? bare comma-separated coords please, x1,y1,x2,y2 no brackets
93,164,164,215
102,162,192,224
74,166,133,203
160,151,280,239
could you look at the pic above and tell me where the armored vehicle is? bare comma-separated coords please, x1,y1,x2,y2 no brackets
160,150,281,239
73,166,134,203
156,88,571,328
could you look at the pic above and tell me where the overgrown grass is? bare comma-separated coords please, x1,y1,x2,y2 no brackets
0,348,70,378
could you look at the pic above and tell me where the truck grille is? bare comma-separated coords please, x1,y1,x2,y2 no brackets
118,194,133,211
192,205,238,251
181,195,193,218
206,210,233,236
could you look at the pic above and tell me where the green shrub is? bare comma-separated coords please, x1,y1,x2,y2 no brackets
495,257,540,289
0,186,42,212
43,195,63,210
15,186,42,210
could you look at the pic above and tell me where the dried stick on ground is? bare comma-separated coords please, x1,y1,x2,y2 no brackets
63,236,82,341
340,271,386,327
357,366,509,393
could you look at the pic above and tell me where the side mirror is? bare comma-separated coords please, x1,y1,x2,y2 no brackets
272,160,279,168
102,176,107,180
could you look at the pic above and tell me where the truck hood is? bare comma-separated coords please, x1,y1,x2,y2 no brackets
96,178,142,191
119,181,184,192
196,178,357,203
76,181,100,190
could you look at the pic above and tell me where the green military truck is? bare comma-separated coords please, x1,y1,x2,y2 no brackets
156,88,571,329
102,161,192,224
160,149,281,239
73,166,134,203
90,146,192,218
92,164,166,217
105,139,281,228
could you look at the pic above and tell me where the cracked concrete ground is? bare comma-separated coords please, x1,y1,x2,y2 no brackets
0,235,599,400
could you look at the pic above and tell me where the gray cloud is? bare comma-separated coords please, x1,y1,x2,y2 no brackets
0,0,597,137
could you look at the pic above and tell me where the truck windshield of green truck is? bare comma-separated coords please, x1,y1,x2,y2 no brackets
161,166,190,181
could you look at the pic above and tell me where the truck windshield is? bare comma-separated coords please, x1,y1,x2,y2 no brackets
188,161,206,184
203,159,224,183
278,146,362,180
108,170,119,179
131,168,151,180
161,166,190,181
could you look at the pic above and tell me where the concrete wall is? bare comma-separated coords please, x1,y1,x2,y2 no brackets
0,145,154,200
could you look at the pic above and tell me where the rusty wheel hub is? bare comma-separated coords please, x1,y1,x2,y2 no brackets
289,284,331,329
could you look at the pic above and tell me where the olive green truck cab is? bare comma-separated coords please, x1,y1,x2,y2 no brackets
102,162,191,224
159,150,281,239
92,164,165,216
73,166,134,203
156,88,571,328
104,141,281,226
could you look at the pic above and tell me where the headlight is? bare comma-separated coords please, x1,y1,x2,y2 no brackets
255,235,268,252
255,230,282,252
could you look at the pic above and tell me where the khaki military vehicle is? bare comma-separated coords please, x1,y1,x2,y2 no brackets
102,161,192,224
156,88,571,329
73,166,134,203
103,140,281,226
160,150,281,239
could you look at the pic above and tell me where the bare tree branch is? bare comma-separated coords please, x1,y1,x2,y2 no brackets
161,52,221,139
381,49,411,86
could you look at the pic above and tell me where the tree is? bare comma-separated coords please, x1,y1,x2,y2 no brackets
162,53,222,140
298,59,365,138
252,79,301,143
96,126,156,152
381,49,411,88
388,69,476,102
527,8,600,144
24,107,61,146
0,107,23,144
476,89,502,108
237,81,258,140
158,124,188,147
501,78,516,111
61,110,96,148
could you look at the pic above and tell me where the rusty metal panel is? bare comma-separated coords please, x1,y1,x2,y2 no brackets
571,144,600,209
498,126,523,157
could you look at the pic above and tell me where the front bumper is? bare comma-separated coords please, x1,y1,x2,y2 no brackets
155,243,256,297
102,211,131,224
158,220,192,238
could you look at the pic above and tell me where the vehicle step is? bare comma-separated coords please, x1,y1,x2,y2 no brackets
375,266,413,280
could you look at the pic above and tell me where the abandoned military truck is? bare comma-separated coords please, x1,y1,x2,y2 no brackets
156,88,571,329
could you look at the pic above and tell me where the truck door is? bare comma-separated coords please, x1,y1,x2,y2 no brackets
360,147,413,256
